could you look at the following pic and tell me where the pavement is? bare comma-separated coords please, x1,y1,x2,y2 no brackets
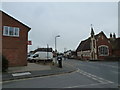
2,61,76,82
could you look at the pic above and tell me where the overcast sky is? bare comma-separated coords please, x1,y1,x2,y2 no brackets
2,2,118,52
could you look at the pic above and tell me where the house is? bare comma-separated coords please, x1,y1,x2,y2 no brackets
1,11,31,66
64,50,77,59
76,26,113,60
64,50,71,58
109,33,120,57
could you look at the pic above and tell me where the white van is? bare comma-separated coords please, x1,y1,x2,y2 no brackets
28,51,53,62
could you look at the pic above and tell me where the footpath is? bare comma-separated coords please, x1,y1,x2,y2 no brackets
2,61,76,81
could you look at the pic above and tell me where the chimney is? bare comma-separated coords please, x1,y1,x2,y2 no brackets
110,33,112,38
113,33,116,39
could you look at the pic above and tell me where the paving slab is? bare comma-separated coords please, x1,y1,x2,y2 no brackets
2,62,76,81
7,63,51,73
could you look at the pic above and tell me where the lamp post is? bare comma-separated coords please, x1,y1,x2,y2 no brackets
53,35,60,65
55,35,60,53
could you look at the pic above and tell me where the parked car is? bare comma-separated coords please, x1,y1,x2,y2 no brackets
27,51,53,62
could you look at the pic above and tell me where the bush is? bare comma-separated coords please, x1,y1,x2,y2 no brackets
2,55,8,72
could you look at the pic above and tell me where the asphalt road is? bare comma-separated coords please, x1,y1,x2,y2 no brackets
2,59,119,88
64,59,119,84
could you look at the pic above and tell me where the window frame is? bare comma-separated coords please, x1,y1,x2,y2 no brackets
98,45,109,56
3,26,9,36
14,27,19,36
3,26,20,37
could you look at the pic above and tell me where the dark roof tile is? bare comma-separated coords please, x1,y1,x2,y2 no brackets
76,38,91,51
76,31,107,52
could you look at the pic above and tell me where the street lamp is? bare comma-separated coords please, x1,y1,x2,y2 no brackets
55,35,60,53
53,35,60,65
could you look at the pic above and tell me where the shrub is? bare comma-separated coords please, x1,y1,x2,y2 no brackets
2,55,8,72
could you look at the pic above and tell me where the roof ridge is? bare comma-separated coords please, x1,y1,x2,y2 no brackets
1,10,31,30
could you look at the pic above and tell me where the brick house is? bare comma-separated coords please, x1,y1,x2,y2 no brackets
1,11,31,66
76,26,112,60
109,34,120,57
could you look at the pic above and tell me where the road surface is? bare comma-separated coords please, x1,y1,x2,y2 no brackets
2,59,119,88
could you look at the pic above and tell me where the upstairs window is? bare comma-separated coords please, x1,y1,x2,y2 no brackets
9,27,14,36
98,45,109,56
3,26,20,37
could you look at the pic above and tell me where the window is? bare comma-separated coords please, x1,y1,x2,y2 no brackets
3,26,20,37
33,54,39,58
9,27,14,35
98,45,109,56
14,28,19,36
3,26,8,35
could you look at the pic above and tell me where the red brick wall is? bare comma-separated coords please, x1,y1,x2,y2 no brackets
2,12,30,67
113,50,120,57
96,34,112,60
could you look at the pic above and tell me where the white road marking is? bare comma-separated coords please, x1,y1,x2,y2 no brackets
12,72,31,77
66,61,118,75
3,71,75,84
64,62,112,83
65,82,114,88
64,61,117,88
65,61,114,82
77,69,114,84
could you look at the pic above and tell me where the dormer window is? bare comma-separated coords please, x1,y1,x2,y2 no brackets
3,26,20,37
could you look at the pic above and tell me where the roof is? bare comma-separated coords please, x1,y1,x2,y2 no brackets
76,31,108,52
34,48,53,53
1,10,31,31
76,38,91,51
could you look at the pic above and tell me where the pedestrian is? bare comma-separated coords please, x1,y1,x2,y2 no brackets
57,55,62,68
